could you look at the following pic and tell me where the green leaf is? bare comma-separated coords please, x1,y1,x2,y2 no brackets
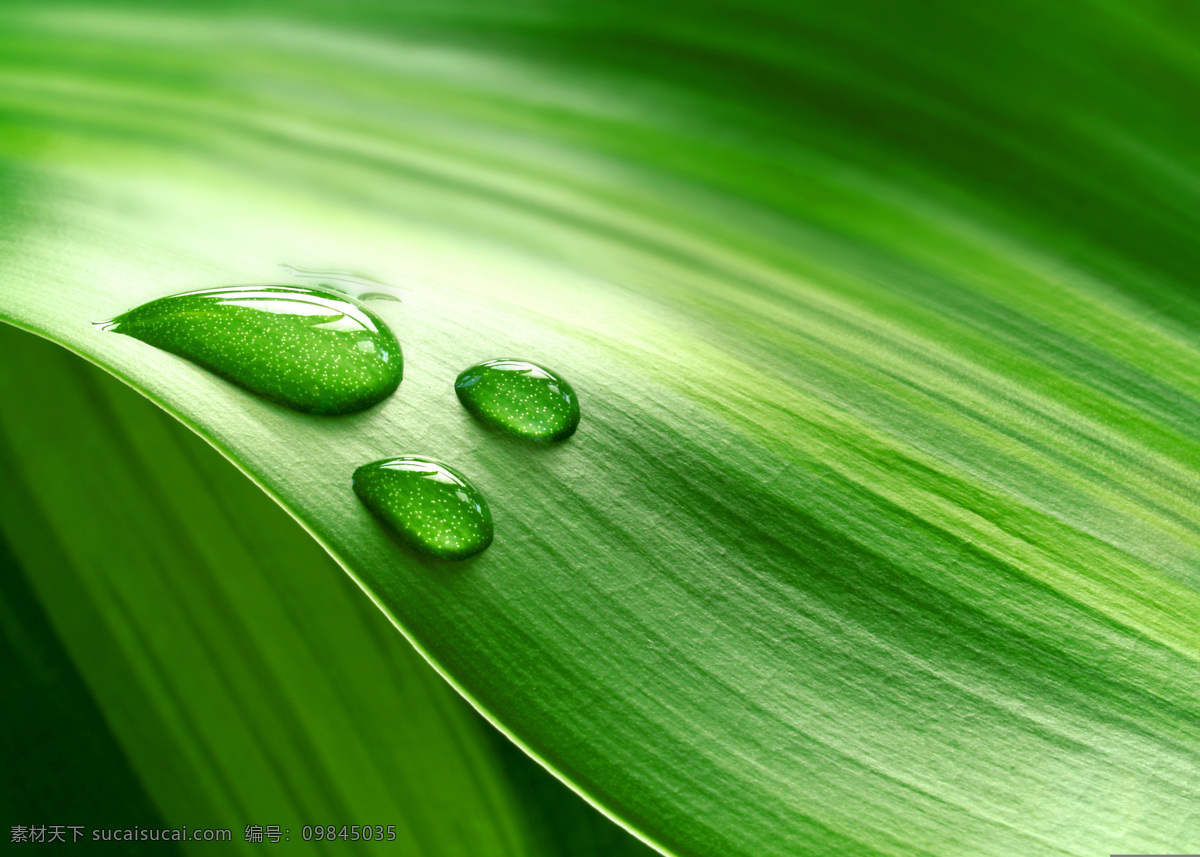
0,323,655,855
4,3,1200,855
0,325,538,854
0,502,178,850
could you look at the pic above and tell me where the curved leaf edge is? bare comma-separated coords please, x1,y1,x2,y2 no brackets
0,314,674,857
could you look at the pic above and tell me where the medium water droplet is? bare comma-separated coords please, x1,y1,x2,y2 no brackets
455,359,580,442
353,457,493,561
99,285,403,415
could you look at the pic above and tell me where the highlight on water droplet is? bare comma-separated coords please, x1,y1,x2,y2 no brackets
353,456,493,561
97,285,403,415
454,359,579,442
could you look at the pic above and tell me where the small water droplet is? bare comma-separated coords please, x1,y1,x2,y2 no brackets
353,456,493,561
455,359,579,442
100,285,403,415
356,292,403,303
281,264,402,302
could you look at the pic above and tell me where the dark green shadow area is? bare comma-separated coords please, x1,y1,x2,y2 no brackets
0,525,180,853
485,729,660,857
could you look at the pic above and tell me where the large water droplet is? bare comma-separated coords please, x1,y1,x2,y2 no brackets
455,359,579,442
99,285,403,415
353,457,493,561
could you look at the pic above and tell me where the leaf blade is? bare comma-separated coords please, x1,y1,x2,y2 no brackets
3,4,1200,855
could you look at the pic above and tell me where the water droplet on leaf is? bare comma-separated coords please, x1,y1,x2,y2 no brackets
280,263,402,301
353,457,493,561
455,359,579,442
99,285,403,415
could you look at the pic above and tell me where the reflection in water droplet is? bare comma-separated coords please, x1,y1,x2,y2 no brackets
353,456,493,561
98,285,403,415
455,359,579,442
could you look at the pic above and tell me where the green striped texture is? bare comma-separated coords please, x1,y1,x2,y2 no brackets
2,1,1199,854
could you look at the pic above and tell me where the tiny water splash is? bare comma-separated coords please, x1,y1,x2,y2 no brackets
100,285,403,415
455,359,579,442
353,456,493,560
280,264,403,302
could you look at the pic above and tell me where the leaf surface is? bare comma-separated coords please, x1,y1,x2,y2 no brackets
0,325,540,854
3,3,1200,855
